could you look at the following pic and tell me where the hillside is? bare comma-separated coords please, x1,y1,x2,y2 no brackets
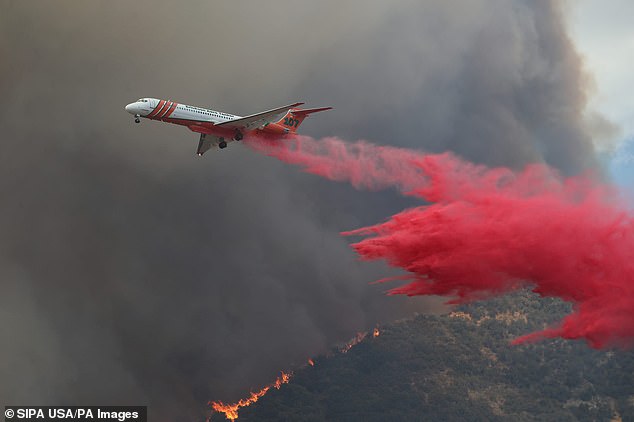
214,291,634,421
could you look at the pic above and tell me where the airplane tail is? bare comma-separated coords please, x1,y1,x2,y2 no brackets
275,106,333,133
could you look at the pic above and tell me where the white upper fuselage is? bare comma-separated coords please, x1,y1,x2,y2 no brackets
125,98,239,124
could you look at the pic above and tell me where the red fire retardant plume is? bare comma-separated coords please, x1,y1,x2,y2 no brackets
245,135,634,349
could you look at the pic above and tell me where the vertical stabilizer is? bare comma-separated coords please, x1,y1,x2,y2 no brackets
275,107,333,133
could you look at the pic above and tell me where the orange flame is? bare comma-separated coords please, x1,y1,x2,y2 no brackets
340,332,367,353
273,371,291,389
210,371,292,421
210,330,375,419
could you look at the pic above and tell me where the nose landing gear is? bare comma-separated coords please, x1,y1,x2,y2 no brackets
134,114,140,123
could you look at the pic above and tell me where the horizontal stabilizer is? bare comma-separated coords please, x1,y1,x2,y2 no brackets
292,106,333,115
274,106,333,133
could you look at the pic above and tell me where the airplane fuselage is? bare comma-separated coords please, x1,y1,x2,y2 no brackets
125,98,291,139
125,97,331,154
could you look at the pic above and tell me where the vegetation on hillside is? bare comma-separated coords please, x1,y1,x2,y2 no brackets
220,291,634,421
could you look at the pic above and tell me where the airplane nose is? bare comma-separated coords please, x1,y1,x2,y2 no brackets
125,103,136,114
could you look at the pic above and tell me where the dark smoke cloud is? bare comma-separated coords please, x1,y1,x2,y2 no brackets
0,1,605,420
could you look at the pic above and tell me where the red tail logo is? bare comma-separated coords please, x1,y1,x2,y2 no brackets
277,110,307,133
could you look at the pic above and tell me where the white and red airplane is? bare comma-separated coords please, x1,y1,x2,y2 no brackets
125,98,331,155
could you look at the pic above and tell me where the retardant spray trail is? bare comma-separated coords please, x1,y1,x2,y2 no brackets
246,135,634,349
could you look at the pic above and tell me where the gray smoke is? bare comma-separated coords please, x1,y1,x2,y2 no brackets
0,1,605,420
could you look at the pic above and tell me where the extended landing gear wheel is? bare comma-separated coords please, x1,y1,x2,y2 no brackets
219,140,227,149
234,131,243,141
134,114,140,123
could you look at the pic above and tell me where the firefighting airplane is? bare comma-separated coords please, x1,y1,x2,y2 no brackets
124,98,332,156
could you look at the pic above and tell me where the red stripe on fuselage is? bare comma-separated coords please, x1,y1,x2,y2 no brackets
162,102,178,119
147,100,166,118
157,101,173,119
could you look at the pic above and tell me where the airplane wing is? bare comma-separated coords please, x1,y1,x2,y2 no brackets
217,102,304,131
196,133,224,156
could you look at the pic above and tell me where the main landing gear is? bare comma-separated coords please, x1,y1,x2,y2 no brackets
233,130,243,141
134,114,140,123
219,139,228,149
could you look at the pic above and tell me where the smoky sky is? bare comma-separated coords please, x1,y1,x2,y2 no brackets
0,1,607,420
